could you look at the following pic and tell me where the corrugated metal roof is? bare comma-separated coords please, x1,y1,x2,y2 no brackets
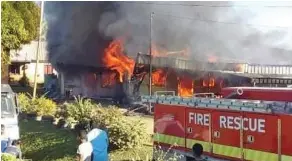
227,72,292,79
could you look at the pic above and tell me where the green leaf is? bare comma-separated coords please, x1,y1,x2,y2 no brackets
1,1,40,67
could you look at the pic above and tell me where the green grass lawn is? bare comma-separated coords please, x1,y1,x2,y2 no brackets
19,120,153,161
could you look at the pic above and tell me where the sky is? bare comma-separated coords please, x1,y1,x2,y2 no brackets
44,1,292,67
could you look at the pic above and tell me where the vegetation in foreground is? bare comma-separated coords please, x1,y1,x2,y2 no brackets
1,1,41,74
16,93,180,161
19,120,153,161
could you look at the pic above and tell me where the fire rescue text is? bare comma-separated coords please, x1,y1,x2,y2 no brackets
188,112,266,133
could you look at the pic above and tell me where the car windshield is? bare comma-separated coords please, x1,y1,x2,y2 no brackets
1,95,15,118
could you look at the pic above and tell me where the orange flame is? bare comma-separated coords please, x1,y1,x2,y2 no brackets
203,77,215,87
152,69,167,86
151,44,189,57
208,55,217,63
151,44,168,57
102,39,135,83
178,76,193,97
235,64,245,72
101,72,116,87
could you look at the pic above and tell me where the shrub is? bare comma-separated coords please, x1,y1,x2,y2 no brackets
17,93,57,116
66,97,149,150
1,153,17,161
18,93,33,113
55,103,68,118
126,145,183,161
65,96,95,127
91,105,124,129
106,117,148,150
34,96,57,116
153,144,183,161
91,105,148,150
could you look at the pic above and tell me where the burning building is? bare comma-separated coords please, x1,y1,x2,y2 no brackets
57,39,136,103
57,45,292,102
55,39,292,102
45,2,292,102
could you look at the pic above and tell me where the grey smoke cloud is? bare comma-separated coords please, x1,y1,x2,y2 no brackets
45,1,292,70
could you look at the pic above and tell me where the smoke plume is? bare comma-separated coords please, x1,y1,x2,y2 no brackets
45,1,292,71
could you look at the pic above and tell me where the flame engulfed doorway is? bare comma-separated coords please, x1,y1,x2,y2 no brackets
177,75,194,97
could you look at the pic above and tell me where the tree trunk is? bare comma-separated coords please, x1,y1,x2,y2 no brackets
1,63,9,84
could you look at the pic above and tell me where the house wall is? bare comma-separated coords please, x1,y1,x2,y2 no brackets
10,41,48,62
62,71,125,99
9,63,56,84
24,63,45,83
9,41,53,85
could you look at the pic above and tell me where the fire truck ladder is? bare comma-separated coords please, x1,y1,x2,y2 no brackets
141,95,292,114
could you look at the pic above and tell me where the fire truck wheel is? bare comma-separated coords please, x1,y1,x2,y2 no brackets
192,143,204,157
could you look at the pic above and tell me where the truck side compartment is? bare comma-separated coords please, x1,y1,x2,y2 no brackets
185,108,212,155
153,104,186,151
153,102,292,161
280,115,292,161
242,112,278,161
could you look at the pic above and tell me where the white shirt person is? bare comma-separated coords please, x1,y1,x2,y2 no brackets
76,130,93,161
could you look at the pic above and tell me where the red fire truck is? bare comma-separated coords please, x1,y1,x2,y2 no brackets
141,88,292,161
221,87,292,102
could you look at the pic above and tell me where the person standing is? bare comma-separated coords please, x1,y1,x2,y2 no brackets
1,124,10,152
190,144,208,161
4,140,22,159
76,130,93,161
87,122,109,161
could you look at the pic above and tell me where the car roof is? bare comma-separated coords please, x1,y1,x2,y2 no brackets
1,84,14,94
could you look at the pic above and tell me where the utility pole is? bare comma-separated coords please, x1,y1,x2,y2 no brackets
147,12,154,113
149,12,154,97
33,1,44,99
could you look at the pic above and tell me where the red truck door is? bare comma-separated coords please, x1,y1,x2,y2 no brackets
243,112,279,161
280,115,292,161
212,110,243,160
153,104,186,151
185,108,212,154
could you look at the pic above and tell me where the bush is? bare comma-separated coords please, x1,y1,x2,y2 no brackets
55,103,68,118
34,96,57,116
65,96,95,127
153,144,183,161
1,153,17,161
126,144,183,161
108,118,147,150
91,106,148,150
18,93,32,113
65,97,149,150
91,105,124,129
17,93,57,116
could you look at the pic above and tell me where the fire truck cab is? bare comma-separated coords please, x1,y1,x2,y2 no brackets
142,89,292,161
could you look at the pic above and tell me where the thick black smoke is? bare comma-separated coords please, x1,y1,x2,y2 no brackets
45,1,292,72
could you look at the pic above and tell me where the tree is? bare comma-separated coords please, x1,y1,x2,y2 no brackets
1,1,40,73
